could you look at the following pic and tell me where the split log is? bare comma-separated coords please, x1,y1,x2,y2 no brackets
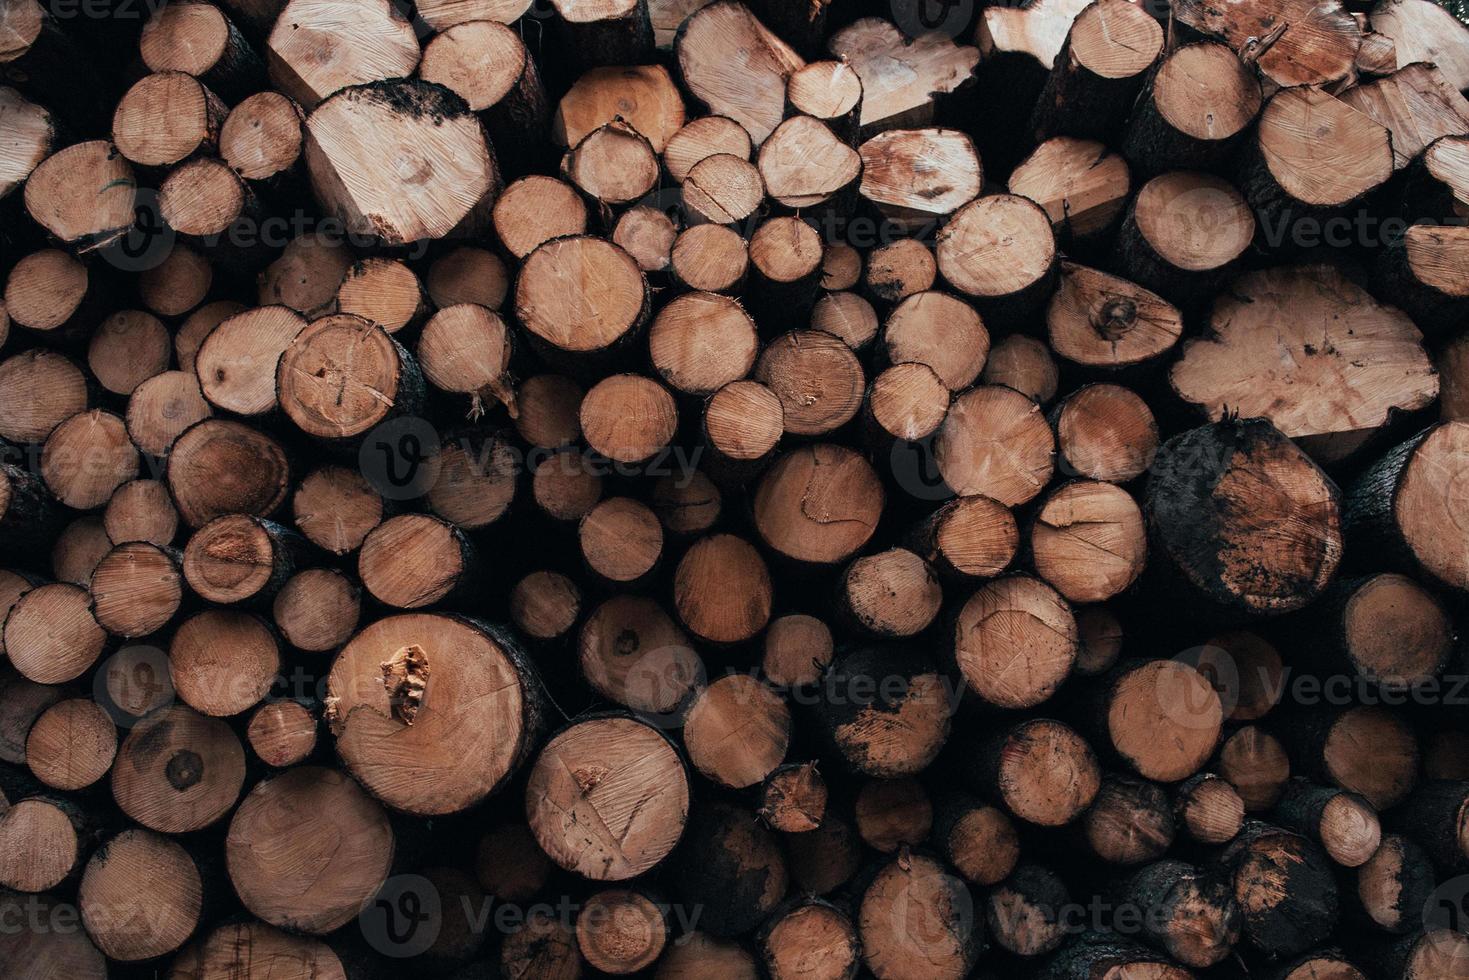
828,18,977,137
1010,137,1131,251
266,0,420,109
677,1,805,145
1172,0,1361,88
858,128,981,232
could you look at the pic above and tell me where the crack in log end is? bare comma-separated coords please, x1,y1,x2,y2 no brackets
380,643,431,726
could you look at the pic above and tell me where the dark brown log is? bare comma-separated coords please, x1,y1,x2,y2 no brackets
113,704,245,833
758,762,827,832
533,448,604,522
813,645,951,777
1036,934,1193,980
1219,725,1292,812
1393,780,1469,868
1283,706,1420,811
426,428,518,531
526,714,689,879
1146,419,1343,618
427,246,510,311
1074,605,1123,676
1172,0,1361,89
1357,833,1436,933
501,908,585,978
475,822,553,903
967,718,1099,826
746,216,824,324
51,518,111,588
79,828,202,962
0,889,106,978
854,776,931,853
257,232,351,318
1082,773,1173,865
226,765,393,933
1276,779,1381,869
1218,822,1339,959
986,862,1069,958
169,610,280,717
651,470,722,538
509,570,581,643
982,334,1060,404
138,246,212,319
1119,858,1240,967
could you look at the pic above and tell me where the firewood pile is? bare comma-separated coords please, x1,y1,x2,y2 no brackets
6,0,1469,976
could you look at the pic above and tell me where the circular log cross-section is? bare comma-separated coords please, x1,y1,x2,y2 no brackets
1122,41,1262,176
516,236,649,365
754,444,883,566
277,314,422,442
168,419,291,529
226,765,394,934
937,384,1055,506
304,79,497,246
89,541,184,638
169,610,281,717
1117,171,1254,303
577,889,668,974
1147,418,1343,616
79,828,201,962
954,574,1077,710
683,673,790,788
936,194,1058,324
1030,480,1147,603
326,613,543,815
858,853,979,980
1102,660,1223,782
26,699,116,792
674,534,773,645
112,704,246,833
525,714,689,880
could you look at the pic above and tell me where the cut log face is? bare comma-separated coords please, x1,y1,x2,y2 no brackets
1172,0,1362,88
197,305,307,417
954,574,1077,708
278,314,414,440
1339,63,1469,169
1147,419,1344,615
684,673,789,786
525,715,689,880
754,444,882,564
755,330,863,436
79,828,201,962
1010,135,1134,243
1054,384,1159,483
516,236,648,356
650,292,758,395
563,121,660,206
326,613,540,815
113,71,225,168
858,853,980,979
24,141,137,252
227,766,394,934
555,64,687,153
266,0,420,109
1371,0,1469,92
112,705,246,833
828,18,978,135
665,114,753,182
1031,480,1147,602
304,80,497,246
1128,171,1254,272
221,91,304,182
677,1,805,144
0,86,54,199
1046,262,1182,373
682,152,764,225
859,128,982,231
1171,265,1437,446
579,595,702,715
978,0,1092,70
936,193,1058,317
758,115,860,209
7,580,108,684
1123,42,1261,175
936,384,1056,505
1247,87,1393,210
